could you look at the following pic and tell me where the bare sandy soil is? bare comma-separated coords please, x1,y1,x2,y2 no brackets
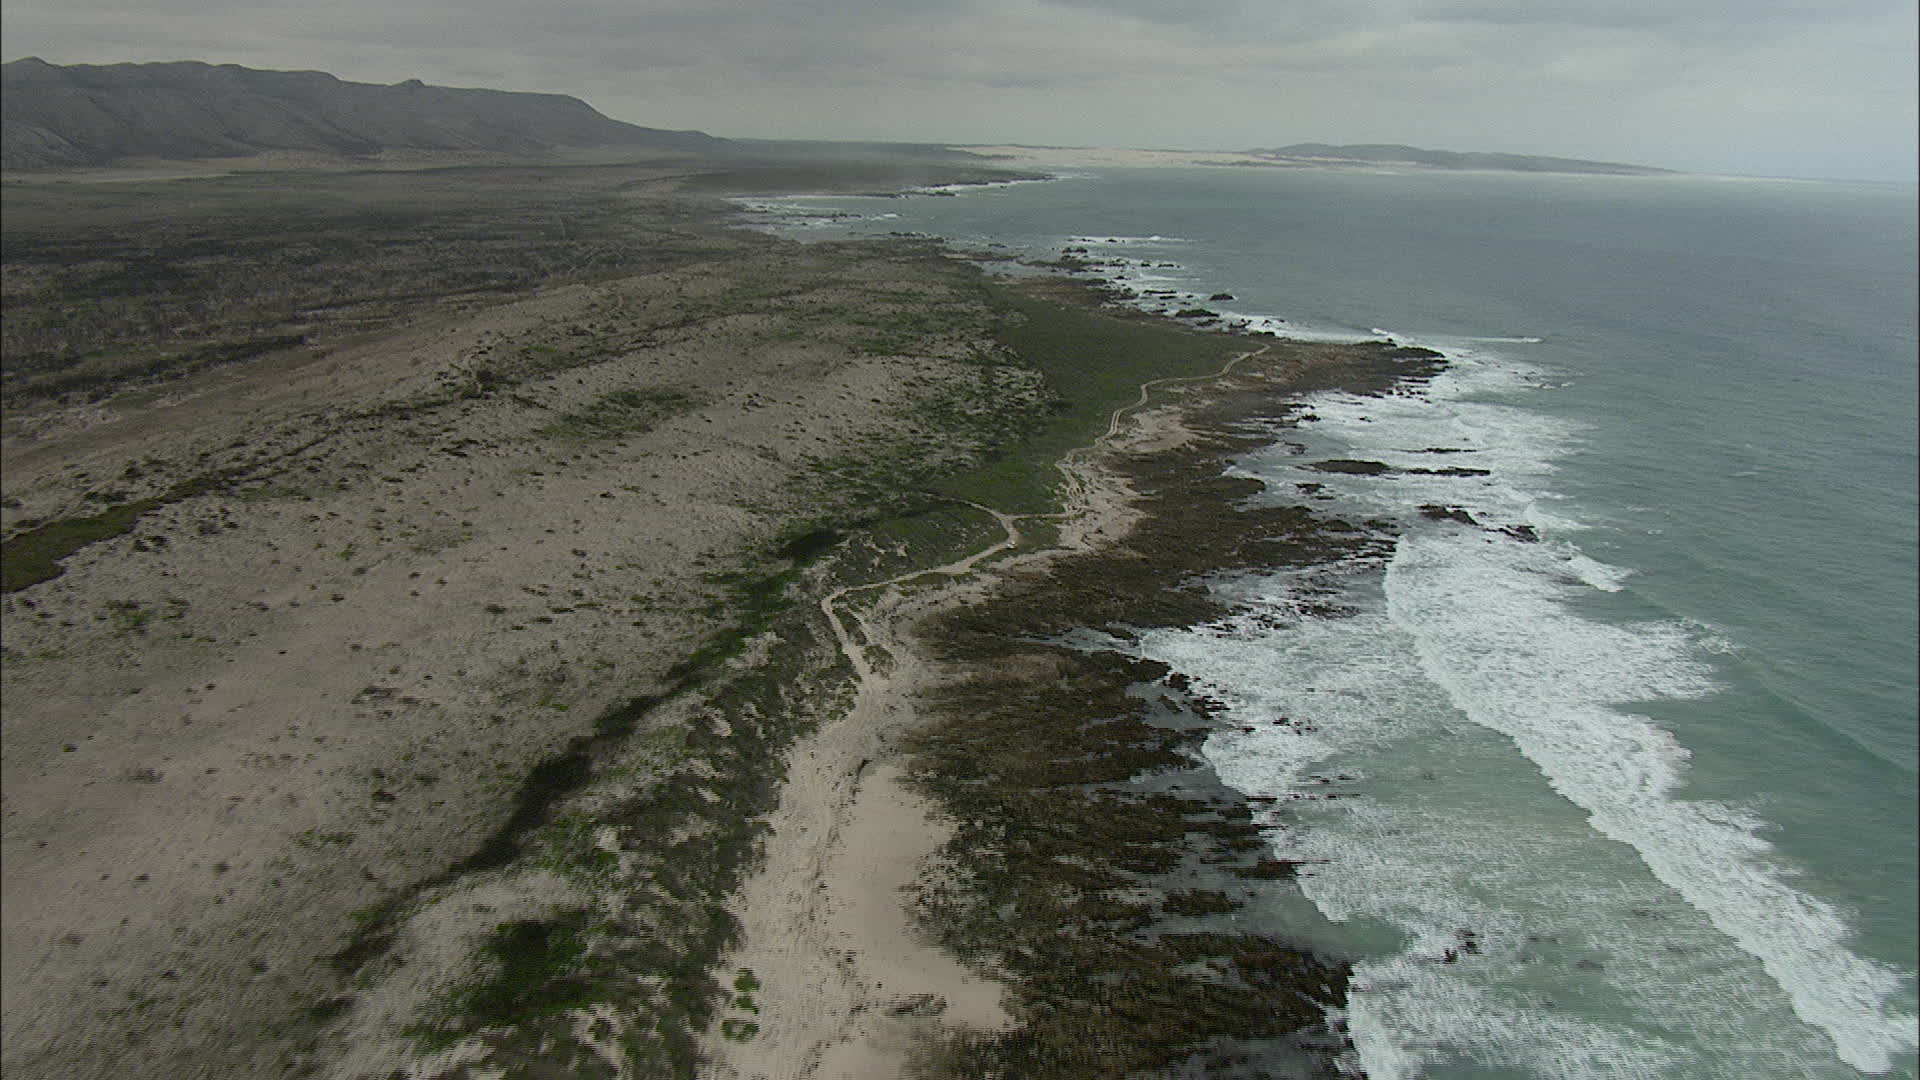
0,214,1046,1077
700,338,1275,1079
2,149,1325,1079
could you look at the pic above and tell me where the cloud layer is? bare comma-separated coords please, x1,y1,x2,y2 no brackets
6,0,1915,179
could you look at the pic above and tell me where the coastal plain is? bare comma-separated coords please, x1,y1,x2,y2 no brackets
2,155,1437,1079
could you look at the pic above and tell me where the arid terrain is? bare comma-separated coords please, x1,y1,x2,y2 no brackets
3,152,1417,1079
1,157,1058,1077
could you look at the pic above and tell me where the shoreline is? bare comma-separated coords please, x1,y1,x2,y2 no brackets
879,334,1447,1078
1,161,1442,1078
697,285,1452,1077
701,331,1292,1078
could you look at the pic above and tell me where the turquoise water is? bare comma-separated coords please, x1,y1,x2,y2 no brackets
746,168,1919,1077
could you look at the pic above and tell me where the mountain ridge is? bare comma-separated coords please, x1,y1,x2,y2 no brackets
1,57,720,170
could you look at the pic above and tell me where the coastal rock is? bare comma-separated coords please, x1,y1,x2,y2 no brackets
1419,504,1479,526
1306,459,1391,476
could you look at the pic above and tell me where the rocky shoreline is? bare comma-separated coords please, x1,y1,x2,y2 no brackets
2,158,1446,1079
887,333,1447,1078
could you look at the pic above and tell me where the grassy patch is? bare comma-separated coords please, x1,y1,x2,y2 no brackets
334,528,860,1075
928,282,1247,514
892,346,1440,1078
536,387,699,441
1,497,162,593
383,597,841,1076
0,439,354,593
458,914,600,1028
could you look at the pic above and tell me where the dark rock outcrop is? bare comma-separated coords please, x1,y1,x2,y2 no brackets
1306,459,1392,476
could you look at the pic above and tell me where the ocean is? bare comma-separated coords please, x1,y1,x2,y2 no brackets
744,165,1919,1078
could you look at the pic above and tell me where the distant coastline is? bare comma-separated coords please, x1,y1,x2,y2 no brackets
956,142,1676,177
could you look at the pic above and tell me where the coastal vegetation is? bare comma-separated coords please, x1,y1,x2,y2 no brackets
0,149,1442,1080
0,168,748,409
898,341,1438,1078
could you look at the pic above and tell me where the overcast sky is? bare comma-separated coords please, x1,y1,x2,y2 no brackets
5,0,1915,180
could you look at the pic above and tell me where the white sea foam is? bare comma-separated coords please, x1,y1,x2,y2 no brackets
744,172,1918,1075
1065,234,1191,244
1562,553,1630,592
725,196,910,234
1080,262,1381,343
1136,345,1918,1076
1387,529,1920,1073
1360,365,1920,1073
1342,956,1691,1080
1141,568,1855,1078
910,177,1053,195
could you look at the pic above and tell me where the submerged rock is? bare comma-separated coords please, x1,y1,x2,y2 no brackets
1307,459,1391,476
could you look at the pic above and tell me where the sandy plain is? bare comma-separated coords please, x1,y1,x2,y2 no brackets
2,153,1376,1079
0,157,1061,1078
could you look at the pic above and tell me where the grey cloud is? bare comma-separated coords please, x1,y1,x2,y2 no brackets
1047,0,1260,29
3,0,1913,179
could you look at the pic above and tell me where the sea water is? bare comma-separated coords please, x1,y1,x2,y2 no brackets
744,166,1919,1078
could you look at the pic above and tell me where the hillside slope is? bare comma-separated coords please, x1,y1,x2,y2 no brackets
1,57,718,169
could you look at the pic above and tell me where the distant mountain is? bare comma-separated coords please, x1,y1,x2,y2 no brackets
1,58,720,170
1246,143,1672,176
